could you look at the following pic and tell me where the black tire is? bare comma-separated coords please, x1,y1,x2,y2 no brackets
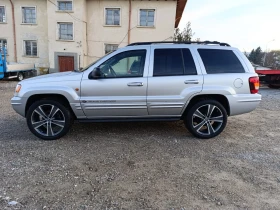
26,100,73,140
184,100,228,139
268,84,280,89
17,72,24,81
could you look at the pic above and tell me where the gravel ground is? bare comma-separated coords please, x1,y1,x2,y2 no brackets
0,81,280,210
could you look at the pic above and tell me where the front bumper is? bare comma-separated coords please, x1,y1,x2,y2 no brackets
11,96,27,117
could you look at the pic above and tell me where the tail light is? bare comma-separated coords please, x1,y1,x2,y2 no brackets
249,77,259,94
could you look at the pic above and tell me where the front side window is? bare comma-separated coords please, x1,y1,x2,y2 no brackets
98,50,146,78
22,7,36,24
105,8,120,25
140,9,155,27
24,40,37,56
198,49,245,74
58,1,72,11
153,48,197,76
0,6,6,23
105,44,118,54
58,23,73,40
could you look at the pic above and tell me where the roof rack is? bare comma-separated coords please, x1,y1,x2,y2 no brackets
127,41,230,47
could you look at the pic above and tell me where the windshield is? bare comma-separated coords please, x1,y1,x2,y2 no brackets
80,51,115,72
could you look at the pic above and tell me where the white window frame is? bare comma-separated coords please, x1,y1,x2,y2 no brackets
21,6,37,24
57,22,74,41
104,44,118,55
138,8,156,28
0,38,8,54
104,7,121,26
0,5,6,23
56,0,73,12
23,40,38,57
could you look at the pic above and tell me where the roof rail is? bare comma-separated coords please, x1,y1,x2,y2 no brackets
127,41,230,47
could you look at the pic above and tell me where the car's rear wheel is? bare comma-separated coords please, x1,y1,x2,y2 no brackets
184,100,228,139
26,100,73,140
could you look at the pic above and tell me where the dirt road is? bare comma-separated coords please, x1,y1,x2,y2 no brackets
0,81,280,209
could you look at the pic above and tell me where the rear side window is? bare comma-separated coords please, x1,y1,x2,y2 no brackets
153,49,197,76
198,49,245,74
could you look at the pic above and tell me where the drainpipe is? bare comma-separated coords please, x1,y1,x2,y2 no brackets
128,0,132,44
9,0,17,62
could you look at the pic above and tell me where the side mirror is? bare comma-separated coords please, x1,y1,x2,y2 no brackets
91,67,102,79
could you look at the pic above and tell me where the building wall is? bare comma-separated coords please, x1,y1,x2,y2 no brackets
86,0,176,64
1,0,177,72
0,1,14,60
1,0,49,68
47,0,87,72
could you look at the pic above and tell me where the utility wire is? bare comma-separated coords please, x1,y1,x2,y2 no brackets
47,0,87,23
118,25,137,47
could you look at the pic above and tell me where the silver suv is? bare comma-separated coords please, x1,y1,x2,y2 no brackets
11,41,261,140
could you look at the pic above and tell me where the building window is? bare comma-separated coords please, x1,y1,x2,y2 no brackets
0,6,6,23
105,8,120,26
58,1,72,11
22,7,36,24
58,23,73,40
139,9,155,27
105,44,118,54
0,39,7,53
24,40,37,56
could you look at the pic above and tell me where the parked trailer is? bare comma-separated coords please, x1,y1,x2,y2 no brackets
0,47,35,81
255,70,280,88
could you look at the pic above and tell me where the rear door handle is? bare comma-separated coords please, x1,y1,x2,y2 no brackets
127,82,144,86
184,80,199,84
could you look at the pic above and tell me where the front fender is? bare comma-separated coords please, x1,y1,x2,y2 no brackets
14,81,85,118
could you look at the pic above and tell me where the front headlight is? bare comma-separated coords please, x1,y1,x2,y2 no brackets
15,84,22,93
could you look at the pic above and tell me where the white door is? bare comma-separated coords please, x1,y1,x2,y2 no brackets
80,48,150,119
147,46,203,116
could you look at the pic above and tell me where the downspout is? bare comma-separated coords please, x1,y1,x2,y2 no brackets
128,0,132,44
9,0,17,62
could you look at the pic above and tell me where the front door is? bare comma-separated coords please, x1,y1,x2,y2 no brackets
58,56,74,72
80,48,150,119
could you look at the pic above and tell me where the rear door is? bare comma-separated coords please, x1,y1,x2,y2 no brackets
147,45,203,116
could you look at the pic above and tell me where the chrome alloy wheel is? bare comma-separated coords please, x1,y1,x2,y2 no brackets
192,104,224,136
31,104,65,137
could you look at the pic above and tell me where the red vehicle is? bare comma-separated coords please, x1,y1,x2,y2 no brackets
255,70,280,88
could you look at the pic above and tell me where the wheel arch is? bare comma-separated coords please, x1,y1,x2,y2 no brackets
25,94,77,119
181,94,230,119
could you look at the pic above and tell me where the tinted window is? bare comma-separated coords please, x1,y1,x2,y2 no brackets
98,50,146,78
182,49,197,75
154,49,183,76
153,49,197,76
198,49,245,74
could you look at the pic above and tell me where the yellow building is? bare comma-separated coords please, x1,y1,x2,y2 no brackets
0,0,186,73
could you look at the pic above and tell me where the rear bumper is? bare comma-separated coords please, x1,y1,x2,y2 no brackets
226,94,261,116
11,96,27,117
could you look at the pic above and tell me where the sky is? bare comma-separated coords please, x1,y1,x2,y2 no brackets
179,0,280,52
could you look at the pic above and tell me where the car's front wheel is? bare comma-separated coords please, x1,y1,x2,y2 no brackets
184,100,228,139
17,72,24,81
26,100,73,140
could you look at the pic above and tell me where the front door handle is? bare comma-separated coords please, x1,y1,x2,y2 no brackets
184,80,199,84
127,82,144,87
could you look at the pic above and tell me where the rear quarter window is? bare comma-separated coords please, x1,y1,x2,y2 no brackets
198,49,245,74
